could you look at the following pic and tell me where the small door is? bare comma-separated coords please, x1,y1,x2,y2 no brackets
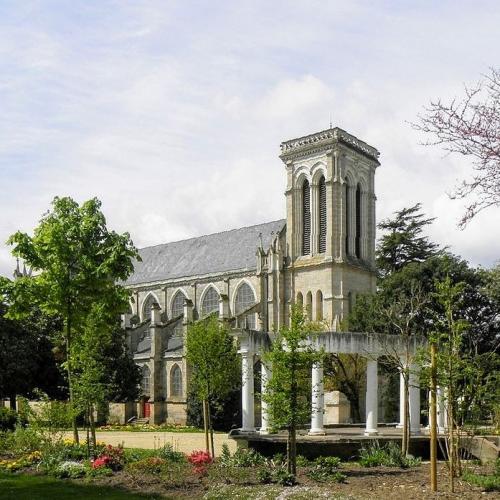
142,400,151,418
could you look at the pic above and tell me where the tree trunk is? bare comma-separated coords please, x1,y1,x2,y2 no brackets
89,404,97,456
9,394,16,411
203,399,210,453
66,303,79,444
208,400,215,458
86,407,91,459
402,373,410,456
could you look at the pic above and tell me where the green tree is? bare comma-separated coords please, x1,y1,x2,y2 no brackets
0,303,65,407
1,196,139,441
376,203,440,277
186,315,240,457
263,306,324,477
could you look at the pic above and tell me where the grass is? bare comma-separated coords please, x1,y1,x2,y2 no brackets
0,472,164,499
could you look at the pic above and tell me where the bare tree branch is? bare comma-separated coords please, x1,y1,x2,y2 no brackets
411,67,500,227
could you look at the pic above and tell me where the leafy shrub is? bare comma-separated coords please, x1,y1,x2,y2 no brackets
3,426,43,453
127,457,169,474
257,467,272,484
463,471,500,492
273,467,296,486
296,455,310,467
52,460,86,479
359,441,420,468
156,443,185,463
0,407,18,431
219,445,265,467
98,444,125,471
84,463,113,478
307,456,346,483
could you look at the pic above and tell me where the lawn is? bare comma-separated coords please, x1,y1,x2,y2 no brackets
0,472,164,500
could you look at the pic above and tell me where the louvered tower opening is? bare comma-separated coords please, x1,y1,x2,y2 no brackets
318,176,326,253
355,184,361,258
302,180,311,255
344,183,350,254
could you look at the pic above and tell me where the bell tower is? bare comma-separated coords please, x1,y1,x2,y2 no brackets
280,127,379,325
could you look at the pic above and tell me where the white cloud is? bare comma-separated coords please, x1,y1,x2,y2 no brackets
0,0,499,278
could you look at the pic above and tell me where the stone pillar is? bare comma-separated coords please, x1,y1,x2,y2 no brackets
260,362,271,434
348,184,356,256
309,362,325,435
241,351,255,432
365,358,378,435
409,365,421,434
219,293,229,320
150,302,164,424
437,386,446,432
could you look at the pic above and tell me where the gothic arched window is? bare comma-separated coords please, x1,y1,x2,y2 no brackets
142,294,159,323
141,365,151,396
171,291,186,336
302,180,311,255
296,292,303,309
306,291,313,320
316,290,323,321
318,176,327,253
355,183,361,258
201,286,219,316
170,364,182,397
234,282,256,329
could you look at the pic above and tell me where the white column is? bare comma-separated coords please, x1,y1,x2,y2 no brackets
241,352,255,432
409,365,421,435
365,358,378,435
309,362,325,435
396,369,405,428
260,362,271,434
437,386,446,433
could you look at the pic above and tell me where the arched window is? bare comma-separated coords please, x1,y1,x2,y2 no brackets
355,183,361,258
318,176,327,253
344,181,350,255
302,180,311,255
170,364,182,397
141,365,151,396
171,291,186,336
142,294,159,324
296,292,303,309
234,282,256,329
306,291,313,320
201,286,219,316
316,290,323,321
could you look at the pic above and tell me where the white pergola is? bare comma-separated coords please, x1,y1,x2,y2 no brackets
232,329,430,436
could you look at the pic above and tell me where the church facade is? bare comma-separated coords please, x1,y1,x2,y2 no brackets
123,127,380,425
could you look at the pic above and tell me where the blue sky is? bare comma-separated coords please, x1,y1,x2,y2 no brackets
1,0,499,277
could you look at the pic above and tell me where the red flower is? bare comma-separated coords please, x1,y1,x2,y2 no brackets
187,450,212,467
91,455,111,469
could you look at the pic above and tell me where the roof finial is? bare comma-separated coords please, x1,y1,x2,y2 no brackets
329,112,333,129
258,232,264,250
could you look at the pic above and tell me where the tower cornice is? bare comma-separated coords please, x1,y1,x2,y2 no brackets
279,127,380,164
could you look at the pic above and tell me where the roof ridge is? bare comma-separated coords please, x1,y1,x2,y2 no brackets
138,219,285,251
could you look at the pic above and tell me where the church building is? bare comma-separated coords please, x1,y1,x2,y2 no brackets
122,127,380,425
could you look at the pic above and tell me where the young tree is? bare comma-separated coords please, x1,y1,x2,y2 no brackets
1,196,138,441
413,67,500,227
263,306,324,477
376,203,440,277
186,315,240,457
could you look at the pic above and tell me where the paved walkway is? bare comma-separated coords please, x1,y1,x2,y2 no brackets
75,431,237,455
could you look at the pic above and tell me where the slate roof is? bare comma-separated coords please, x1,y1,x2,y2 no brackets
125,220,286,286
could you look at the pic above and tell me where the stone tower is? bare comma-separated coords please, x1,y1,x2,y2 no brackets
280,127,379,326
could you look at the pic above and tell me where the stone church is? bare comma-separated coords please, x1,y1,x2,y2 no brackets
122,127,380,425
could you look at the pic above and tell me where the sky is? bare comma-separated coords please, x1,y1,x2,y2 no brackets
0,0,499,278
